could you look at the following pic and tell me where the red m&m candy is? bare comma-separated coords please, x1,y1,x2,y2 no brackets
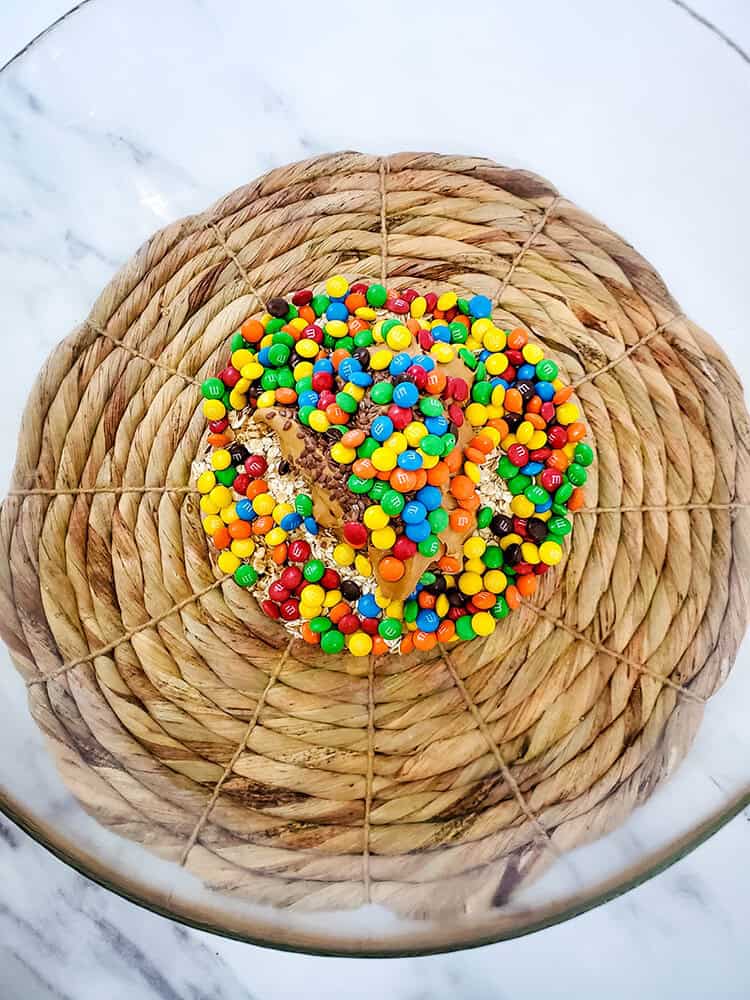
343,522,368,548
288,539,311,562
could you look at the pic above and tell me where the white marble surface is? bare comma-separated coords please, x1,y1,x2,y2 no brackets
1,1,749,996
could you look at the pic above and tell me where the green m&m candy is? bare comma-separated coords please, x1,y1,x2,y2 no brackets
378,618,402,641
428,507,449,534
336,391,358,414
366,283,387,307
370,382,393,405
347,474,371,495
483,545,504,569
214,467,237,486
535,358,558,381
320,629,344,654
455,615,477,640
272,331,295,348
354,329,374,348
471,382,493,405
555,481,574,504
476,506,493,529
548,515,571,537
358,437,380,458
458,347,477,369
201,377,225,399
368,480,388,502
421,434,443,456
311,294,330,316
303,559,325,582
566,463,588,487
268,343,290,367
491,596,510,619
420,397,444,417
498,456,518,479
404,599,419,623
508,474,531,496
381,490,405,516
295,494,314,517
233,564,258,588
440,433,457,455
525,484,550,505
418,535,440,558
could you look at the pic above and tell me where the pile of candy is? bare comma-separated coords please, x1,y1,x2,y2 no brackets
196,277,592,657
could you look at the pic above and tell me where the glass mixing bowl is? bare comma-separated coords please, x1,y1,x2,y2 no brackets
0,0,748,956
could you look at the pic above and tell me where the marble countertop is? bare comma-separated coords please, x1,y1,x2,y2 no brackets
1,2,749,997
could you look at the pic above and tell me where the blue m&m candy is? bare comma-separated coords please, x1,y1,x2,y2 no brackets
236,499,257,521
469,294,492,318
416,609,440,632
405,520,431,543
358,594,382,618
280,512,303,530
416,485,442,511
389,352,412,375
402,501,427,524
370,415,394,442
398,449,423,470
393,382,419,407
327,301,349,321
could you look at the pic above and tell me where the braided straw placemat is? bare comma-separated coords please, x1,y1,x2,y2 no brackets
1,151,749,921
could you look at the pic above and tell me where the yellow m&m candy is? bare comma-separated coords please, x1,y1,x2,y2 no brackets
326,274,348,298
539,540,563,565
196,470,216,494
348,631,373,657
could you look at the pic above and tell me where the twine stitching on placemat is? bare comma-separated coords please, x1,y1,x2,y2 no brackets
360,159,391,899
6,488,746,517
178,638,295,866
522,602,707,704
363,653,376,901
582,501,750,514
378,157,390,287
26,577,228,687
7,485,195,498
494,196,561,306
440,647,556,850
207,220,267,313
87,321,203,387
571,313,685,389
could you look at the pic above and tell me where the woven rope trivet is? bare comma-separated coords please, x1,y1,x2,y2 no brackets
1,151,748,920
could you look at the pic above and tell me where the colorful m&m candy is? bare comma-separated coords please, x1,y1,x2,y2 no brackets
196,276,591,656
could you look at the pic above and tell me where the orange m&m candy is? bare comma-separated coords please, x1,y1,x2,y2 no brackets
413,630,437,651
390,468,417,492
240,319,264,343
504,388,523,413
450,475,475,500
379,557,405,583
449,508,473,533
507,327,528,350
